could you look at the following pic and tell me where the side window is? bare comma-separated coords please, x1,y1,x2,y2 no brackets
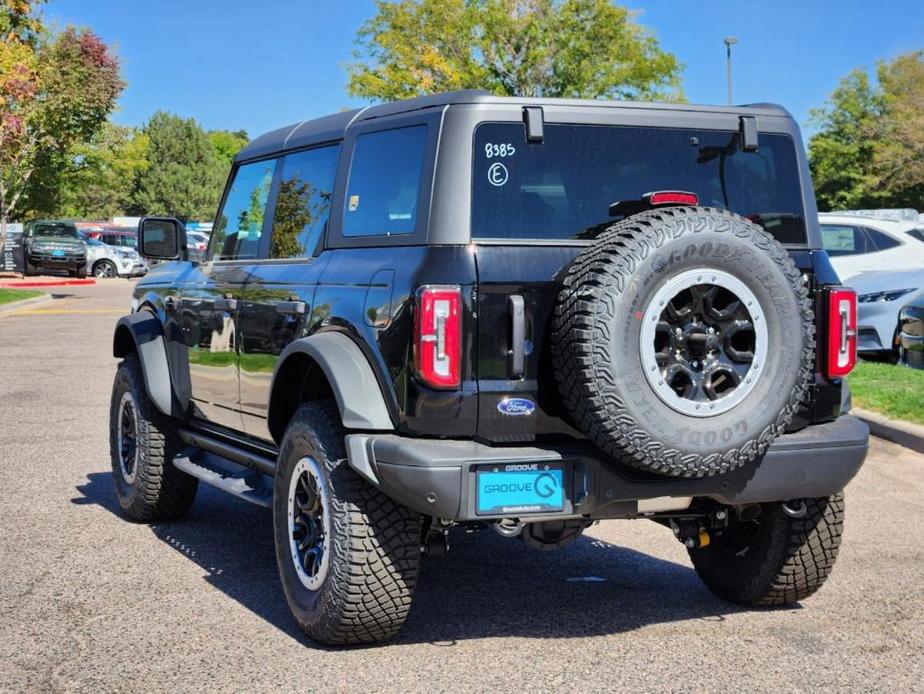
343,125,427,237
269,144,340,259
212,158,277,261
820,224,863,256
861,226,901,252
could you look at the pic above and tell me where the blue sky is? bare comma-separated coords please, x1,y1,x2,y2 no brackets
47,1,924,140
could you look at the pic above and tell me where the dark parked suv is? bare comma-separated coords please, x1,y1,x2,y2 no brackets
23,220,87,277
109,91,868,645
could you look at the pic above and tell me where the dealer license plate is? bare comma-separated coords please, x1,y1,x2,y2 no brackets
52,250,65,256
476,464,565,515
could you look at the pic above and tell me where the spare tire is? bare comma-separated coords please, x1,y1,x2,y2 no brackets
552,206,813,478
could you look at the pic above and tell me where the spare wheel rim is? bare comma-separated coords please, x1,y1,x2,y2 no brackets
638,268,769,418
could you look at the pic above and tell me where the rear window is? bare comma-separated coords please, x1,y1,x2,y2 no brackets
472,123,807,245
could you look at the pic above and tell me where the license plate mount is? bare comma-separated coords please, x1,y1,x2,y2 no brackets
475,463,565,515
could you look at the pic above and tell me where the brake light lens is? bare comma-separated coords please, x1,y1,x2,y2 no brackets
646,191,700,206
414,285,462,389
826,288,857,378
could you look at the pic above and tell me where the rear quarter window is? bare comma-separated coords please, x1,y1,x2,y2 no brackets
472,123,807,245
343,125,427,237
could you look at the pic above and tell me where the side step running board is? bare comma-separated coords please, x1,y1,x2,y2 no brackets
173,450,274,508
178,428,276,476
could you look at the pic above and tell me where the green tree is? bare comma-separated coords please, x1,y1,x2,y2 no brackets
132,111,226,221
0,26,123,239
54,123,149,219
208,129,249,168
807,69,883,210
348,0,682,101
871,52,924,207
809,51,924,211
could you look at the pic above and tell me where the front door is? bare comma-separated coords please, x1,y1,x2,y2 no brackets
182,156,278,431
237,143,341,441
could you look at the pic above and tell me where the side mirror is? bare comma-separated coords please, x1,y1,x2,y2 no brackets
138,217,189,261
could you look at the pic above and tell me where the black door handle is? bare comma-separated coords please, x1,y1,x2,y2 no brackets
277,300,306,316
507,294,525,379
214,297,238,312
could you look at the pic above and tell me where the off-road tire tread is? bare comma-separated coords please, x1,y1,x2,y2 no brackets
110,353,197,521
552,206,815,477
277,402,420,645
691,493,844,605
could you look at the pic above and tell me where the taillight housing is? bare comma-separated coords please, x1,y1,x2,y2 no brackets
414,285,462,389
826,287,857,378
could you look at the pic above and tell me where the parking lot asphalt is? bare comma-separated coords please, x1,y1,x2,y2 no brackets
0,281,922,693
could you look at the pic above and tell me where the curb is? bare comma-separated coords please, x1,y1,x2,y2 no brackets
854,408,924,455
0,292,53,317
0,278,95,288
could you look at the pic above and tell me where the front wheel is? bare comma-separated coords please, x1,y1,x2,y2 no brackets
76,265,87,279
109,353,198,521
93,260,117,279
273,401,421,646
690,493,844,606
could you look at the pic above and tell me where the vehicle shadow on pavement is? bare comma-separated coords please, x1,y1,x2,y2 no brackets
74,471,748,646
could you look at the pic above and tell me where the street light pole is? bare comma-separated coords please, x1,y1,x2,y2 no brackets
724,36,738,106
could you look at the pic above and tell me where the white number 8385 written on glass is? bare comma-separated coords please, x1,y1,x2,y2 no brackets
484,142,516,159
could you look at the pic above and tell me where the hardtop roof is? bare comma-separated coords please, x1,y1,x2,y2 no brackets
234,90,792,163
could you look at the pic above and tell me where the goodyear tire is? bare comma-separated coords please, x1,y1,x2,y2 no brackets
273,401,421,646
109,353,198,520
690,494,844,605
553,207,813,478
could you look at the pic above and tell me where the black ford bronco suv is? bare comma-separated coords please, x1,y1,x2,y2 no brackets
110,91,867,646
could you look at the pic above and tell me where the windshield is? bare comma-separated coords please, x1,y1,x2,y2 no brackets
32,223,79,239
472,123,807,245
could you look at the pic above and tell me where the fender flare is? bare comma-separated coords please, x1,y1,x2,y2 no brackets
112,312,183,418
269,332,394,431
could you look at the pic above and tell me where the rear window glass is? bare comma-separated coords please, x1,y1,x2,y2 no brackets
472,123,807,245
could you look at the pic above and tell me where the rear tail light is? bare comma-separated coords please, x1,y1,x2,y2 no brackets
826,287,857,378
414,285,462,389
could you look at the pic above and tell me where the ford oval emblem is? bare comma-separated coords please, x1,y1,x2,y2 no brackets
497,398,536,416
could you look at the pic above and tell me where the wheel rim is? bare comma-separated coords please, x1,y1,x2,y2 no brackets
287,457,331,591
639,268,769,418
95,262,115,278
117,391,138,483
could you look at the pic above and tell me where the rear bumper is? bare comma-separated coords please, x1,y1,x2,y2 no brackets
346,416,869,521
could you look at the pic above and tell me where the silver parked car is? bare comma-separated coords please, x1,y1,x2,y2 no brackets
84,237,148,278
849,268,924,359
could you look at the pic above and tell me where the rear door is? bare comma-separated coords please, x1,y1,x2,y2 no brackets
470,117,810,443
237,143,341,441
180,156,277,431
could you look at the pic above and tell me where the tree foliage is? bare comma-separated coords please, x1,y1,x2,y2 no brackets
348,0,682,101
0,0,45,46
55,123,150,219
0,25,123,228
132,111,227,221
208,129,249,168
809,51,924,211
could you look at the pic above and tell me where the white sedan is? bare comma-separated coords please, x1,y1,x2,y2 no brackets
819,211,924,281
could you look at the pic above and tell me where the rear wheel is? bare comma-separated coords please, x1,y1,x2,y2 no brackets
690,494,844,605
273,401,421,646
